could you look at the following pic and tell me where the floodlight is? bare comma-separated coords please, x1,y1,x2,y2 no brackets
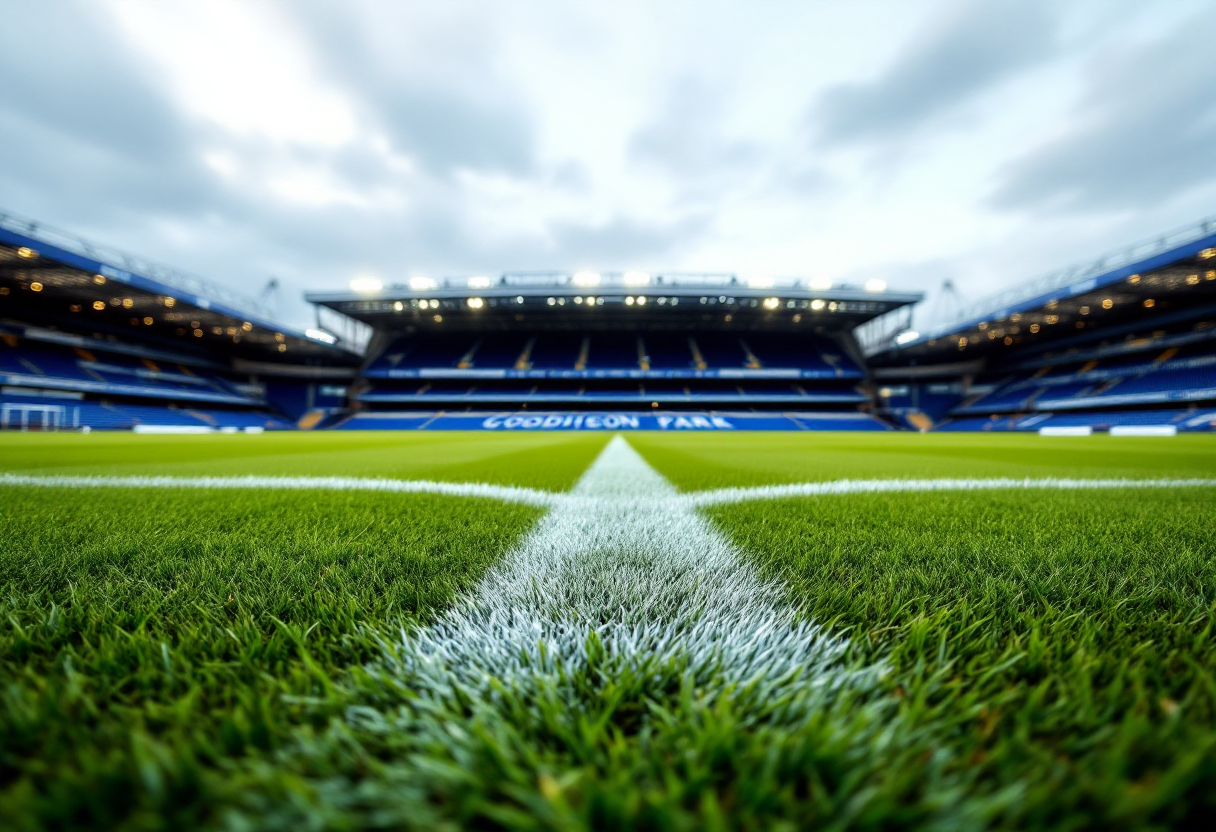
467,297,484,309
305,328,338,344
572,271,601,287
467,276,492,289
810,299,825,311
864,279,888,293
762,297,780,310
409,276,437,291
350,276,383,293
808,277,833,291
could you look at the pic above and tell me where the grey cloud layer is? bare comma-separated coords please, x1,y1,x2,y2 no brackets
0,1,705,325
1,0,1211,331
292,2,538,177
989,9,1216,212
811,1,1057,145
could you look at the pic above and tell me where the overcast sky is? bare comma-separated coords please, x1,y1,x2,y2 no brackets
3,0,1214,329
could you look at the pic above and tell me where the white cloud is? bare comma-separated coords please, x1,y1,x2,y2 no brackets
106,0,357,147
0,0,1211,329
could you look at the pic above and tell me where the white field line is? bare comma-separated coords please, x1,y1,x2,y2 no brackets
3,471,1212,512
370,435,852,707
0,472,555,508
686,476,1216,507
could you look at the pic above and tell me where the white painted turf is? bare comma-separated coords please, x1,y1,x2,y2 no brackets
375,435,848,705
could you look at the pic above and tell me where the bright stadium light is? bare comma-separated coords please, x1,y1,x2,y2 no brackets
895,330,919,345
350,276,382,293
467,297,484,309
810,299,826,311
763,297,780,310
409,276,437,291
865,278,888,293
573,271,602,287
467,276,492,289
808,277,833,291
305,328,338,344
623,270,651,286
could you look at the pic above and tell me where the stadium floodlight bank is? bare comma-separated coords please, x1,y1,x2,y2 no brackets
305,270,921,332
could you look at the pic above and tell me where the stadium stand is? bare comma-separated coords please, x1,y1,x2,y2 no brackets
867,216,1216,432
6,206,1215,433
0,210,358,431
308,271,901,429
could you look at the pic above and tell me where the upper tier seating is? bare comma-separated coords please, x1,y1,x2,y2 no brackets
0,334,258,405
363,332,860,377
956,333,1216,415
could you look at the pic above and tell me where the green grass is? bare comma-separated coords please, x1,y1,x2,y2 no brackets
709,489,1216,829
1,431,1214,830
0,431,609,488
628,431,1216,487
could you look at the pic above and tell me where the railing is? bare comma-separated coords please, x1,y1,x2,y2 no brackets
0,208,270,318
929,216,1216,338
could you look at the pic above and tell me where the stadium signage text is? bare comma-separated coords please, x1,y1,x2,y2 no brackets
478,412,735,431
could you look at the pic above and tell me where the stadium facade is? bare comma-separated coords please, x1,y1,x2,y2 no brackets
2,207,1213,433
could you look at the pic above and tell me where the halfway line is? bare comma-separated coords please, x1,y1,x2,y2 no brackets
0,472,556,508
685,476,1216,507
3,471,1213,509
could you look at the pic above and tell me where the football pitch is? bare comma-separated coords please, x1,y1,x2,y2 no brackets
2,431,1215,830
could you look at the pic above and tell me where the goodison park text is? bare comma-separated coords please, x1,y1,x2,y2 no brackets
480,413,735,431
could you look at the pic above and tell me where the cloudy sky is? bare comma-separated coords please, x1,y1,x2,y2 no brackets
2,0,1214,329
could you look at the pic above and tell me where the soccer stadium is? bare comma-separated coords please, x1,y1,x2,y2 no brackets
3,206,1215,829
3,2,1216,829
4,210,1214,436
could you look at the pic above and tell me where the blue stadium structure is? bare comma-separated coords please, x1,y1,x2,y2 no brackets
305,270,916,431
0,211,358,432
2,206,1214,432
867,217,1216,435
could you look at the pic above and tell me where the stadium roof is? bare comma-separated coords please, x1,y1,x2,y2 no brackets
867,216,1216,366
307,271,921,333
0,209,359,365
